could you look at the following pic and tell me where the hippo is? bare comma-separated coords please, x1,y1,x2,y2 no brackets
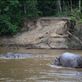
0,52,32,59
54,52,82,68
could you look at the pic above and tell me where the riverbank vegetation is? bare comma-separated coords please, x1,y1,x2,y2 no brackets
0,0,82,35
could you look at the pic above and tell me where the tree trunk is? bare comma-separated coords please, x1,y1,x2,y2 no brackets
57,0,62,14
79,0,81,12
24,3,27,15
70,0,72,12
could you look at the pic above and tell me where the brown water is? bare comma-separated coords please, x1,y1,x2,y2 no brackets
0,48,82,82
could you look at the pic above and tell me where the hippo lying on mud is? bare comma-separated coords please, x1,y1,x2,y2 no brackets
54,52,82,68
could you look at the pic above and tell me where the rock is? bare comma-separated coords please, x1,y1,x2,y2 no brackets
54,52,82,68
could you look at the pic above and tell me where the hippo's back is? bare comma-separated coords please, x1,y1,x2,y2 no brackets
60,52,81,67
61,52,80,59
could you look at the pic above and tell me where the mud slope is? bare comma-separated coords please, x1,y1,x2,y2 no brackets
0,17,71,49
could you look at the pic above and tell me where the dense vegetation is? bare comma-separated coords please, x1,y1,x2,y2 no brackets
0,0,82,35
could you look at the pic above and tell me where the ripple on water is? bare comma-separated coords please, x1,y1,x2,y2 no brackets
0,50,82,82
38,65,82,82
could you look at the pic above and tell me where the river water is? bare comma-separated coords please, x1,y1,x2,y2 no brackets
0,48,82,82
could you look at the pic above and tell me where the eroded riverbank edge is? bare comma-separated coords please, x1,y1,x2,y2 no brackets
0,17,82,49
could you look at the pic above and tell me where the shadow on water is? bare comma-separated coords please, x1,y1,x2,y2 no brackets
0,49,82,82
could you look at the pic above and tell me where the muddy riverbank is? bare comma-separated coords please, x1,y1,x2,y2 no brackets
0,17,82,49
0,17,78,49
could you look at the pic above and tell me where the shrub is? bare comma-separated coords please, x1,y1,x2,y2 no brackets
0,16,18,36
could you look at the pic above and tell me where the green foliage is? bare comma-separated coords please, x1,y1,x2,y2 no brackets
70,9,82,24
0,15,17,35
0,0,40,36
26,0,40,18
0,0,20,36
70,9,81,20
0,0,82,36
38,0,56,16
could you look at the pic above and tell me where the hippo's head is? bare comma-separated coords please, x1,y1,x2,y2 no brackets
54,57,61,66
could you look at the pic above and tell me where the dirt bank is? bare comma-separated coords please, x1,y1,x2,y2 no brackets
0,17,79,49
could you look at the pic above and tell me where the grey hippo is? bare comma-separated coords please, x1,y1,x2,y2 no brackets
54,52,82,68
0,52,32,59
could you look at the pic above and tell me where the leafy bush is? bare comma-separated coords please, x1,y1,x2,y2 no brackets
70,9,82,23
0,0,39,36
0,21,17,36
0,0,82,36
